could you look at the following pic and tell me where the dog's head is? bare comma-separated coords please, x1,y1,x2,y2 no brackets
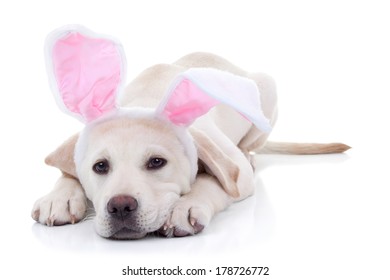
76,114,195,239
44,26,271,239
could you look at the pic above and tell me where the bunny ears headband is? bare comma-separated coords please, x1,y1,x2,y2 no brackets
45,25,271,132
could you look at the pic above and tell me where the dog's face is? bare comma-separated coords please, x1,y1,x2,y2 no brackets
76,117,192,239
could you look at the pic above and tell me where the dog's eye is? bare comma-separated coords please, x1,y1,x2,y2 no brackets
93,159,110,175
146,157,167,170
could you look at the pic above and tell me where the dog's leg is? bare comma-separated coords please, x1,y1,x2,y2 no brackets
159,174,234,237
158,123,258,237
31,174,87,226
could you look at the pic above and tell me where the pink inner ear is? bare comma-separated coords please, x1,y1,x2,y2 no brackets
162,78,220,126
52,32,122,122
158,68,272,132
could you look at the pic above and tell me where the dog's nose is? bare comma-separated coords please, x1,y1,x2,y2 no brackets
107,195,138,220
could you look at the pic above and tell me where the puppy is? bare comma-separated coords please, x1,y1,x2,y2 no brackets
31,26,349,239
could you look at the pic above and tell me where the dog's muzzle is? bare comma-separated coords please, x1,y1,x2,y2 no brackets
106,195,147,239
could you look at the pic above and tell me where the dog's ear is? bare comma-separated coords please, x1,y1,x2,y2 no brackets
191,129,240,198
155,68,271,133
45,25,126,123
45,134,79,178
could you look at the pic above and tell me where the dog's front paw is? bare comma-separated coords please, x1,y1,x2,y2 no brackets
159,199,212,237
31,177,87,226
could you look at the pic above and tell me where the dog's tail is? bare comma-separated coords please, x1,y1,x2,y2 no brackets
256,141,351,155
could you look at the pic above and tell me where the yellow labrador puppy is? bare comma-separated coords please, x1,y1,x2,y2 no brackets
31,26,349,239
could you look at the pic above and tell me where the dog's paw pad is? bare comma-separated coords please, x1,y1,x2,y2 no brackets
173,227,191,237
190,217,205,234
172,219,205,237
158,223,198,238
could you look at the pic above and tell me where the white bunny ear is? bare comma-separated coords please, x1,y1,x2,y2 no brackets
156,68,272,132
45,25,126,123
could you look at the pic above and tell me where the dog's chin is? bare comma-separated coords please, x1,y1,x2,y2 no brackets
109,228,148,240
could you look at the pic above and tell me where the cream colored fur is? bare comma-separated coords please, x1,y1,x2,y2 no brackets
31,52,348,239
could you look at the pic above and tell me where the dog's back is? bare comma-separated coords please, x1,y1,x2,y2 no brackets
120,52,278,148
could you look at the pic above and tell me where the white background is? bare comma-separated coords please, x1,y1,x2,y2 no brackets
1,0,389,279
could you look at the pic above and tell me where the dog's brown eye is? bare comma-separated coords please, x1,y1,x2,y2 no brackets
93,159,110,175
147,157,167,170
